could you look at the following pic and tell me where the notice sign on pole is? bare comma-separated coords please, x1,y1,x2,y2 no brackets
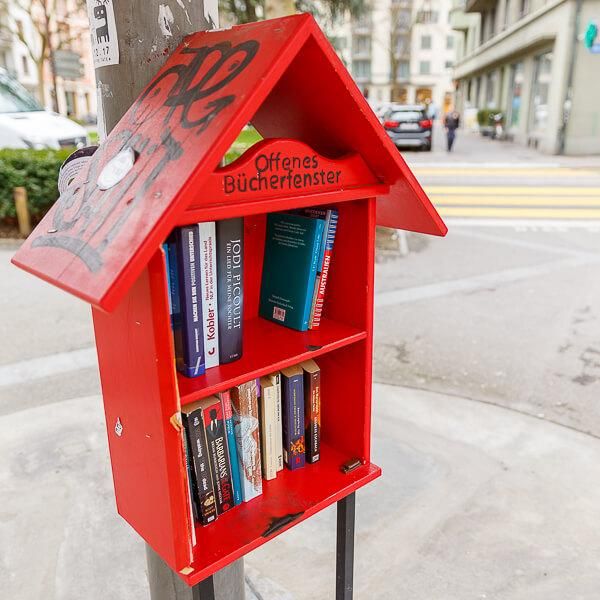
87,0,119,67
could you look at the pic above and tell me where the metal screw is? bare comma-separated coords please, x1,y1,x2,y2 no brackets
47,228,57,234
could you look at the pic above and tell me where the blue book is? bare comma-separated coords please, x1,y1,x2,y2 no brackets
174,225,205,377
259,213,325,332
220,390,243,506
281,365,305,471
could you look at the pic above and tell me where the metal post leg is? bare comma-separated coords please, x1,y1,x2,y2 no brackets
336,492,356,600
191,576,216,600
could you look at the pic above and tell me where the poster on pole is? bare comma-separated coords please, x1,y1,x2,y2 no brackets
87,0,120,68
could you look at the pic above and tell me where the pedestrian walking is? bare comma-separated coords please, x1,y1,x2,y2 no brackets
444,109,460,152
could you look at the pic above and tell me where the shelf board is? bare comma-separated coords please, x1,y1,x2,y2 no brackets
177,317,366,404
182,444,381,585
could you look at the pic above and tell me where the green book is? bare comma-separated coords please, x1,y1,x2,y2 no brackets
259,213,325,331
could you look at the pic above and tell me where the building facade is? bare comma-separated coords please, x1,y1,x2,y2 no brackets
451,0,600,154
0,0,96,119
325,0,458,115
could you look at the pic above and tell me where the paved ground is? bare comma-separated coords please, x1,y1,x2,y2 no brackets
2,134,600,599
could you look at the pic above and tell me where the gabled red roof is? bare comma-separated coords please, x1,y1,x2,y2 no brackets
12,14,446,311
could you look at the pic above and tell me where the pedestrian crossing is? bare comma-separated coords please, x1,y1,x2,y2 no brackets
418,167,600,225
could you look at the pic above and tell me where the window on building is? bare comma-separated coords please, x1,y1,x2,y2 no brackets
489,6,496,37
519,0,530,17
445,60,454,69
416,10,439,23
446,35,454,49
395,9,412,30
530,52,552,132
352,59,371,80
485,71,497,107
330,36,347,51
507,61,524,127
21,55,29,76
421,35,432,50
397,61,410,79
352,35,371,55
65,90,77,116
504,0,512,27
16,20,24,39
395,35,409,56
354,13,371,29
419,61,431,75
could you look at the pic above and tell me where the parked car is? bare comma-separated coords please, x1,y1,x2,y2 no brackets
382,104,433,151
0,68,88,150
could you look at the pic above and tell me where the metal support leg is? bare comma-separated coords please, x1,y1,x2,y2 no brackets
191,576,216,600
336,492,356,600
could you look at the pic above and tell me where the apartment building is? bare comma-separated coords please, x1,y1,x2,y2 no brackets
0,0,96,119
325,0,458,114
451,0,600,154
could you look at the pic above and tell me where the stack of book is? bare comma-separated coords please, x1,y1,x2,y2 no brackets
181,359,322,526
164,218,244,377
259,207,338,332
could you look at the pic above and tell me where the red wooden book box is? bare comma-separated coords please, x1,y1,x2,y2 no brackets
12,14,446,597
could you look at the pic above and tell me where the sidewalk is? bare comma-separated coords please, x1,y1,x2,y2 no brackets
403,125,600,169
2,382,600,598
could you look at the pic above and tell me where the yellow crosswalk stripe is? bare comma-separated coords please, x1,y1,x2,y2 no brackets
415,168,599,177
426,186,600,196
431,195,600,206
438,207,600,218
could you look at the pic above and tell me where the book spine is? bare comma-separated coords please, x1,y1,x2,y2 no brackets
220,391,243,506
282,373,305,470
270,373,284,472
311,210,338,329
182,410,217,525
301,218,325,330
304,368,321,463
175,226,205,377
199,222,219,368
216,218,243,364
203,398,234,514
260,382,278,480
231,381,263,501
183,432,200,524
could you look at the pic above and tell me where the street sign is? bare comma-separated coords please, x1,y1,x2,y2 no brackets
55,50,84,80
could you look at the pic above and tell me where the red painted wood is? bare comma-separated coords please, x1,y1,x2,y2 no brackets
12,14,444,311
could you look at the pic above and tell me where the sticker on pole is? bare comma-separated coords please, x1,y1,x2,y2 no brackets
87,0,119,67
58,145,99,194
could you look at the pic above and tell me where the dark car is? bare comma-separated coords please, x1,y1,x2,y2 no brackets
383,105,433,151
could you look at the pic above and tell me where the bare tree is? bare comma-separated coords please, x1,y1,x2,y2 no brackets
0,0,87,112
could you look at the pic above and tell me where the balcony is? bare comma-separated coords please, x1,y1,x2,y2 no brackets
465,0,497,13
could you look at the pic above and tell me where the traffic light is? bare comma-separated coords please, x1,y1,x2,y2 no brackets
584,22,598,49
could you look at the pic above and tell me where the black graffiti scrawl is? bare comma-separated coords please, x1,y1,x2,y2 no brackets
30,39,260,272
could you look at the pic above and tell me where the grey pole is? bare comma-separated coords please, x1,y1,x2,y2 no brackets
90,1,245,598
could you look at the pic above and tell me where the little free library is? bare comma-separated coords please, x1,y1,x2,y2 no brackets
12,13,446,600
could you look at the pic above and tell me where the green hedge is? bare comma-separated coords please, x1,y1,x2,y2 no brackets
0,149,70,220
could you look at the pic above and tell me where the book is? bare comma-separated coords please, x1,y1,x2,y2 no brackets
164,233,184,360
181,402,217,525
216,218,243,363
197,396,234,514
198,222,219,369
230,380,263,501
281,365,305,470
174,226,205,377
301,359,321,463
300,208,338,329
220,390,243,506
259,213,325,331
182,429,198,544
259,376,278,480
265,372,283,471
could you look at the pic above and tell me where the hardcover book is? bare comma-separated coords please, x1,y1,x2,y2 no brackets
265,371,283,471
300,359,321,463
259,213,325,331
300,208,338,329
230,379,263,501
220,390,243,506
174,226,205,377
181,402,217,525
281,365,305,470
199,222,220,368
164,233,183,359
196,395,234,514
216,218,244,363
259,376,278,480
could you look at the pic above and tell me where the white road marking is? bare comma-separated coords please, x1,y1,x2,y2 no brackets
0,347,97,387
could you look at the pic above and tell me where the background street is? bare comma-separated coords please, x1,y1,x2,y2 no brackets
2,129,600,599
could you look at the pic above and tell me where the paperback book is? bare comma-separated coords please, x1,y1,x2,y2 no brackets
199,222,220,368
259,213,325,331
301,359,321,463
220,390,243,506
266,371,284,471
259,376,278,480
281,365,306,470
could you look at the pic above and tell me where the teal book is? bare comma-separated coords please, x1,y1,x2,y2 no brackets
259,213,325,332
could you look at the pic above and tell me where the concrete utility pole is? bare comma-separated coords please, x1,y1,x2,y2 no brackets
89,1,245,598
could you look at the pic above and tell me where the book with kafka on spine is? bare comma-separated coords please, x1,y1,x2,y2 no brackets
259,213,325,332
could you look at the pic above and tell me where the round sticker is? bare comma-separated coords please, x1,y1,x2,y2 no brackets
97,147,136,190
58,145,98,194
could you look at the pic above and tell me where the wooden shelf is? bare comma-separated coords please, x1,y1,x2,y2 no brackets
183,444,381,586
177,316,367,405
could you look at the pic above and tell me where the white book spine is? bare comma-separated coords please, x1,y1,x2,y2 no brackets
270,373,284,471
198,222,220,368
260,381,278,480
